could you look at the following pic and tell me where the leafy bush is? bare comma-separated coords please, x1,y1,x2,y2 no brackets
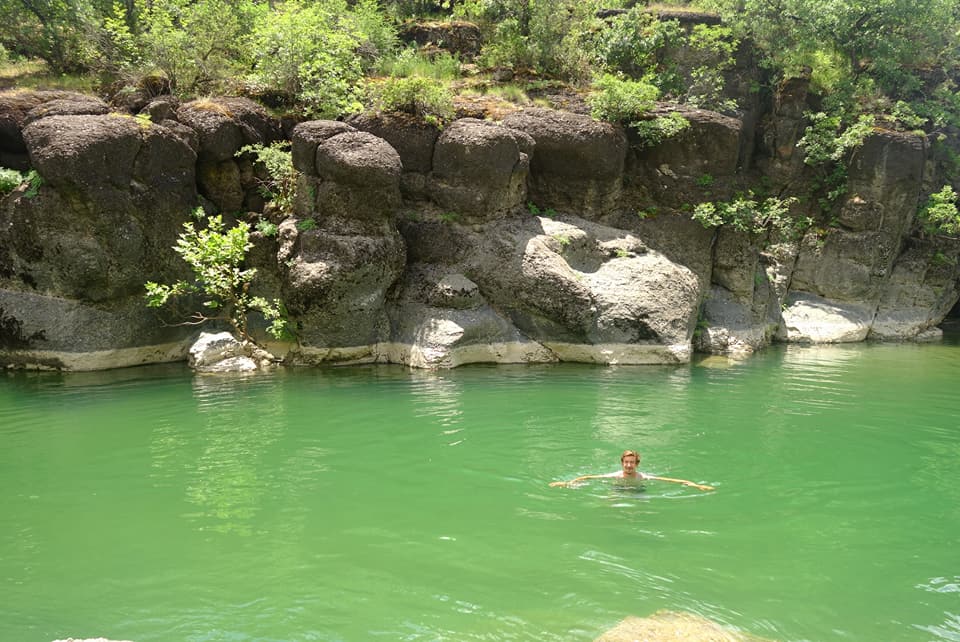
131,0,262,95
0,0,98,73
237,142,298,215
917,186,960,237
145,210,288,342
248,0,375,117
798,112,876,166
466,0,597,80
593,9,682,80
23,170,42,198
370,76,455,126
632,111,690,148
587,74,659,124
0,167,23,195
693,193,807,240
348,0,399,69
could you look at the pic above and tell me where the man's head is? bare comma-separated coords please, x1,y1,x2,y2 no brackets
620,450,640,474
621,450,640,464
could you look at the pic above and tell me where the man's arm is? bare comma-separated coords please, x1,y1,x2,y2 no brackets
549,473,611,487
645,475,714,491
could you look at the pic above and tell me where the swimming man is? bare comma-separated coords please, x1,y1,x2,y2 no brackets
549,449,713,491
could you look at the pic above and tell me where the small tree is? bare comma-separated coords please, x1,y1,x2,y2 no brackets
145,209,288,343
917,186,960,238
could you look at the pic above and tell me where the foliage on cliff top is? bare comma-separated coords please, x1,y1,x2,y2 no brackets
1,0,958,130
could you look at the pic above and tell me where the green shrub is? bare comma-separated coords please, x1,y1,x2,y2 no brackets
370,76,455,126
798,112,875,166
693,193,807,241
145,210,288,342
23,170,42,198
248,0,370,118
632,111,690,148
237,142,297,215
0,167,23,195
133,0,262,95
593,9,682,80
918,186,960,237
349,0,399,69
587,74,659,124
683,24,738,112
0,0,97,73
467,0,597,81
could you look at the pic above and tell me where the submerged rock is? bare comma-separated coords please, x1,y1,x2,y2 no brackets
595,610,774,642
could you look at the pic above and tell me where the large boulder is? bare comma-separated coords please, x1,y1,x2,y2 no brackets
385,264,554,367
177,96,281,162
279,217,407,362
348,112,440,199
429,118,529,220
188,331,276,372
301,130,403,221
501,107,626,216
465,214,701,363
0,90,110,169
398,21,482,60
0,113,198,369
290,120,356,175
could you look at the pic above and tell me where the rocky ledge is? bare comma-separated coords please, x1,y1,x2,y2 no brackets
1,87,958,371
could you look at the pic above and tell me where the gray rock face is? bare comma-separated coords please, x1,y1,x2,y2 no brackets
1,112,198,369
464,215,700,363
175,97,281,212
623,107,743,212
502,108,626,216
348,113,439,199
280,218,407,357
783,130,929,342
870,241,960,340
1,82,958,371
386,264,554,367
429,118,529,220
16,115,196,301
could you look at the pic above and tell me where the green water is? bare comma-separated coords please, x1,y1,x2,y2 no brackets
2,342,959,642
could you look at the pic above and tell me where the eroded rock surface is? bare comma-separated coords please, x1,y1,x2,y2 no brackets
1,80,958,370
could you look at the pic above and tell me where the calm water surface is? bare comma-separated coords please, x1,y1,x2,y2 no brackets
2,341,959,641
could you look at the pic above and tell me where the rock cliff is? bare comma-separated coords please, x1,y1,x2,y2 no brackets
1,78,958,370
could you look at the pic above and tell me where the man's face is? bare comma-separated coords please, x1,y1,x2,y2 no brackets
621,455,639,474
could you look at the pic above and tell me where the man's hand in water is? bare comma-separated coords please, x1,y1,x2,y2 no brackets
684,482,714,491
549,481,569,487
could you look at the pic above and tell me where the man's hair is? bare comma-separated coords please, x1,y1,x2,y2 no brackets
621,449,640,462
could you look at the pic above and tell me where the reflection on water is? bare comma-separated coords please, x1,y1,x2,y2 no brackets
916,612,960,641
409,370,465,444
